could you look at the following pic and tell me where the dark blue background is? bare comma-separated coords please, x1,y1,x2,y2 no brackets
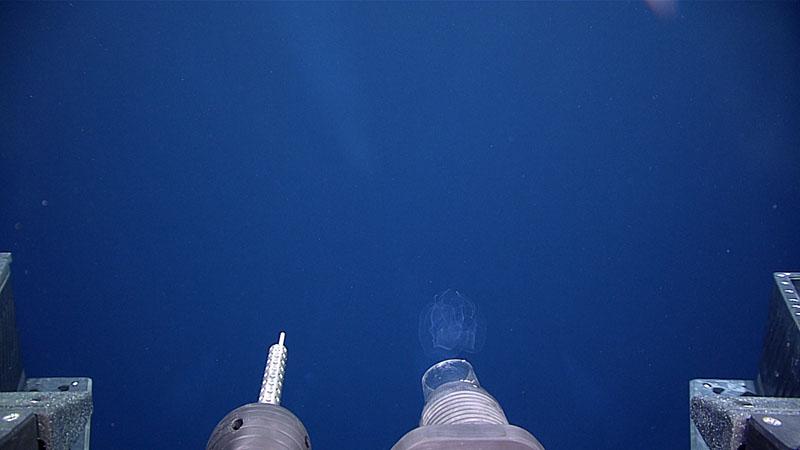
1,2,798,449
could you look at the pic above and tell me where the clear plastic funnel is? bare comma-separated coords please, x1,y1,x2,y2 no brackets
421,359,479,401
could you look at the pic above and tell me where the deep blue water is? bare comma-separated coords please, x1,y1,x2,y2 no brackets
1,2,799,449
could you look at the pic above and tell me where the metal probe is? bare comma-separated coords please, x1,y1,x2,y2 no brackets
259,331,288,405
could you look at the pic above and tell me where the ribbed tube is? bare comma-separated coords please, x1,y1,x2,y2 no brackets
420,385,508,426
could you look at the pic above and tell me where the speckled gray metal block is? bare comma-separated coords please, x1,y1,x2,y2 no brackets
1,378,93,450
690,379,755,450
690,379,800,450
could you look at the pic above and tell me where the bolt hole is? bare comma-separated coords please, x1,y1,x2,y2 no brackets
230,418,243,431
712,387,725,394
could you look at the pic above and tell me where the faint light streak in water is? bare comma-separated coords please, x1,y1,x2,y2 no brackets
644,0,678,20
